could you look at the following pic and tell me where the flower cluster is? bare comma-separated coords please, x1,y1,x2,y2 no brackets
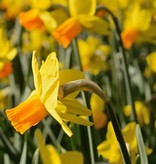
0,0,156,163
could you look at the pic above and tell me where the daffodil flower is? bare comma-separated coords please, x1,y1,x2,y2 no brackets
0,0,24,19
35,129,84,164
121,3,152,48
6,51,92,136
123,101,150,126
90,93,107,129
146,52,156,73
0,28,17,78
19,9,45,31
19,2,68,31
97,122,152,164
53,0,109,48
77,36,110,74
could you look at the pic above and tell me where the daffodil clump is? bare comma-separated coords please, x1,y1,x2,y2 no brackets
1,0,156,163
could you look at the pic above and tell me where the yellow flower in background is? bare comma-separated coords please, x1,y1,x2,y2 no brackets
97,122,152,164
35,129,84,164
53,0,109,48
146,52,156,73
19,2,68,32
28,0,68,9
123,101,150,125
0,28,17,78
6,51,92,136
0,0,24,19
97,122,124,164
90,93,107,129
22,30,55,53
19,9,45,31
78,36,110,74
121,2,152,48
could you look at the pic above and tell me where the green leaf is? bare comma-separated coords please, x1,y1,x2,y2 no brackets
19,138,27,164
136,124,148,164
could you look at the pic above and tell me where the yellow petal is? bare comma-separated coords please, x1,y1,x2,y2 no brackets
146,52,156,73
79,16,110,35
5,48,17,61
90,93,105,113
60,151,84,164
40,11,58,31
58,113,93,126
59,69,84,85
40,52,59,108
59,69,84,97
32,52,42,95
69,0,96,17
60,97,91,116
47,106,73,136
35,129,62,164
38,53,73,137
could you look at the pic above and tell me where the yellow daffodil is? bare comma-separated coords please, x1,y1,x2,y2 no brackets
6,51,92,136
19,9,45,31
123,101,150,125
146,52,156,73
19,1,68,31
53,0,109,48
97,122,152,164
90,93,107,129
78,36,110,74
97,121,124,164
0,28,17,78
21,30,55,53
35,129,84,164
0,0,24,19
121,2,152,48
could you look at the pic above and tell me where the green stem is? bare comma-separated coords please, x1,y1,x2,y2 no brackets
96,6,137,122
72,39,95,164
60,79,131,164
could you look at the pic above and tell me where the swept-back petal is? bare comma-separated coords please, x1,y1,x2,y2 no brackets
40,52,59,108
32,52,42,95
69,0,96,17
60,98,91,116
79,16,110,35
58,113,93,126
59,69,84,97
59,69,84,85
47,106,73,136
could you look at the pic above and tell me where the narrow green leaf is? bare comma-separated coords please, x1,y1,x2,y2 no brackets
136,124,148,164
19,138,27,164
32,149,39,164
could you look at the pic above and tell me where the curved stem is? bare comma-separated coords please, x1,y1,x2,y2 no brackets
59,79,131,164
72,39,95,164
96,6,137,122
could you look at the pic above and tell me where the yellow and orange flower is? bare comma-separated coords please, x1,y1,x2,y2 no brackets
0,28,17,78
53,0,109,48
6,51,92,136
19,9,45,31
35,129,84,164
